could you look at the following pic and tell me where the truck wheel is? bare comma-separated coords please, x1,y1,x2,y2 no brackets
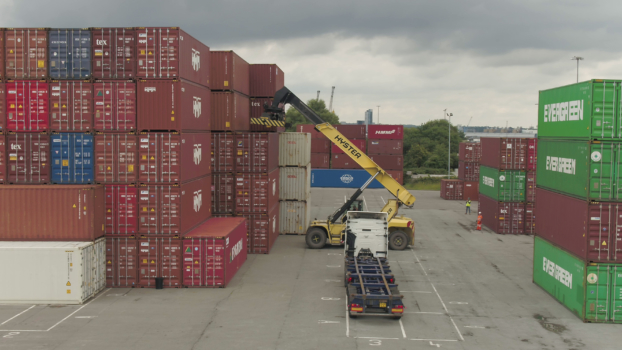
389,231,408,250
306,228,327,249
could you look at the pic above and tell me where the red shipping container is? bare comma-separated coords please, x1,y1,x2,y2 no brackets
238,204,279,254
235,132,279,173
137,79,211,132
297,124,323,139
212,132,235,172
311,139,331,153
138,133,211,184
458,161,480,182
211,91,250,131
526,171,536,203
367,139,403,155
49,80,93,132
135,27,210,87
105,234,138,287
138,175,212,235
311,153,330,168
93,80,136,132
6,81,49,132
332,139,366,154
386,170,403,185
6,133,50,184
212,173,235,214
368,125,404,140
137,235,183,288
331,154,358,169
527,139,537,171
211,51,249,95
440,179,464,200
369,155,403,170
525,203,535,235
0,30,4,80
95,134,138,184
250,97,284,132
4,28,48,79
0,136,5,183
235,169,279,214
480,138,528,170
536,188,622,263
105,185,138,234
335,124,366,139
91,28,136,79
0,83,5,133
463,181,479,201
479,194,525,234
0,185,105,241
249,64,284,98
182,217,247,287
459,142,481,162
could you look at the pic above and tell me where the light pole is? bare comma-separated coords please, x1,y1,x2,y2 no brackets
377,106,380,124
571,56,583,83
446,111,453,178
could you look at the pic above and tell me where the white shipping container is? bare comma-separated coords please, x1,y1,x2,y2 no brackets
0,239,106,304
279,201,311,235
279,165,311,201
279,132,311,167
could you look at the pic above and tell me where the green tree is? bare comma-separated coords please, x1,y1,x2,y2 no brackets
285,98,340,131
403,119,464,169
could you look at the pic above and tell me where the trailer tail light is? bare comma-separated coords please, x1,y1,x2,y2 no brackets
350,303,363,312
348,277,353,283
391,305,404,313
388,277,395,284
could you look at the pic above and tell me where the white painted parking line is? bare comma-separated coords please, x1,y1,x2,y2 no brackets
406,311,444,315
47,288,110,331
321,297,341,301
75,316,97,319
327,253,342,256
345,292,350,338
326,265,341,268
318,320,340,324
0,305,35,326
399,319,407,339
380,196,386,204
356,337,399,340
325,279,341,283
410,339,459,342
449,302,468,305
401,291,432,293
363,196,368,210
464,326,485,329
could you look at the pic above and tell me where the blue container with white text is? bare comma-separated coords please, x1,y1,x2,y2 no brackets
51,133,94,184
49,29,92,79
310,169,384,188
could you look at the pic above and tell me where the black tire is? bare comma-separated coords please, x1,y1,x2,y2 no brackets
389,231,408,250
305,228,327,249
391,315,402,320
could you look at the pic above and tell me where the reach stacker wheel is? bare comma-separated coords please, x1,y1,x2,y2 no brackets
305,228,327,249
389,231,408,250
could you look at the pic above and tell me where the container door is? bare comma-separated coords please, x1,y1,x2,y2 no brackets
589,143,615,200
182,238,204,286
138,238,159,287
585,264,614,322
611,266,622,323
106,185,138,234
73,134,94,183
160,237,182,287
591,81,618,139
206,238,225,286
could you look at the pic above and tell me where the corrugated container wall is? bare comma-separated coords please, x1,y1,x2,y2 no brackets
480,138,528,170
6,133,50,184
386,170,403,185
310,169,384,188
478,166,525,202
91,28,136,79
367,139,403,155
463,181,479,201
95,134,138,184
93,80,136,132
137,79,211,132
49,80,93,132
106,234,138,287
235,205,279,254
369,155,403,170
211,91,250,131
235,132,278,173
528,139,537,171
526,171,536,203
331,154,358,169
50,133,94,184
479,194,525,234
182,217,247,287
138,132,211,184
279,165,311,201
335,124,366,139
279,201,310,235
538,79,622,141
0,29,4,80
235,169,279,214
311,153,330,168
138,175,212,235
250,98,283,132
525,203,535,235
0,83,5,133
211,132,235,172
0,185,105,241
297,124,323,139
6,80,49,132
311,139,331,153
440,179,463,200
536,187,622,263
105,185,138,234
137,235,182,288
210,51,250,95
0,136,5,183
249,64,284,97
332,139,366,154
135,27,210,87
279,132,311,167
48,29,91,79
0,240,105,304
4,28,48,79
212,173,235,214
458,161,480,182
459,142,481,162
367,125,404,140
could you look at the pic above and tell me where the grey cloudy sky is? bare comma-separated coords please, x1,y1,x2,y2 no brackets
2,0,620,127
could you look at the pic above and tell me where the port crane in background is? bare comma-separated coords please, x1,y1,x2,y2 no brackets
257,87,416,250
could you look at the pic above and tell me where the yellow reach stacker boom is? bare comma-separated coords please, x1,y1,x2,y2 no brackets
255,87,416,250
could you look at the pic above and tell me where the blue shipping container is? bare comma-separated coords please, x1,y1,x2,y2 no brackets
310,169,384,188
49,29,91,79
51,133,94,184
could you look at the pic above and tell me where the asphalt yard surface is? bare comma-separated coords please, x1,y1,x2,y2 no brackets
1,189,620,349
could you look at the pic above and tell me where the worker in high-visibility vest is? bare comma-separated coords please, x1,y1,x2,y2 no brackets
465,198,472,215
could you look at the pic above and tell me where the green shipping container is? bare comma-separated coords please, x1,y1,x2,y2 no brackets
536,139,622,201
533,236,622,323
538,79,622,140
478,166,525,202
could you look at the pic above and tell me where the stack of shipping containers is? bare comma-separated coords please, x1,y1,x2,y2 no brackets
211,58,283,254
534,79,622,323
440,142,481,200
367,125,404,184
278,133,311,235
